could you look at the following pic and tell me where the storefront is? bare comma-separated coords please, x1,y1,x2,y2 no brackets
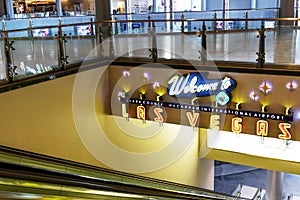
13,0,54,15
60,0,94,15
8,0,94,17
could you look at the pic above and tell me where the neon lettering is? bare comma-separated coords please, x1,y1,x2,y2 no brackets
232,117,243,134
256,120,268,137
137,106,146,120
210,115,220,130
278,123,292,140
167,73,236,98
154,108,164,123
186,112,199,127
168,74,190,95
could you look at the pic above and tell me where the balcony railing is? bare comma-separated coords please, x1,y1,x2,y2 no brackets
0,10,299,89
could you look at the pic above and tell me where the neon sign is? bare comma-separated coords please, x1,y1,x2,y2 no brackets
167,73,237,103
119,97,294,140
120,98,293,122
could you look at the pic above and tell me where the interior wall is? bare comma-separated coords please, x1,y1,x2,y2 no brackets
0,66,213,189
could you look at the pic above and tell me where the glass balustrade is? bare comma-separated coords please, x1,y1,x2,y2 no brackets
0,40,5,82
0,9,299,85
10,35,60,80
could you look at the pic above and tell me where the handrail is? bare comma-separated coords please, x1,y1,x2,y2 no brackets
112,7,279,15
1,17,300,35
103,17,300,23
1,21,96,34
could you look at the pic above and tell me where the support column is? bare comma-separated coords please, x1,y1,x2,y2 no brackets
196,0,202,11
169,0,173,31
251,0,256,9
222,0,226,19
95,0,111,21
56,0,63,16
153,0,157,12
279,0,295,26
223,0,229,30
266,171,284,200
95,0,111,36
125,0,128,14
202,0,206,10
5,0,14,18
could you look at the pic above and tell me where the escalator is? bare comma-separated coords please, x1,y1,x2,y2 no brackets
0,145,245,200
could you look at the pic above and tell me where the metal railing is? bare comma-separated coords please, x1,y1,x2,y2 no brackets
0,16,300,89
112,7,279,32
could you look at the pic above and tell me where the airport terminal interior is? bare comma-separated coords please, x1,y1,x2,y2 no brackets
1,0,300,200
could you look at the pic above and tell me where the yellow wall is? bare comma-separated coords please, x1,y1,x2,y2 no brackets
0,66,213,189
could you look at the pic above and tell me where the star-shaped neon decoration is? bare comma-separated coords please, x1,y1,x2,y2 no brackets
153,82,160,89
286,80,298,91
259,81,272,95
249,90,259,101
122,70,130,78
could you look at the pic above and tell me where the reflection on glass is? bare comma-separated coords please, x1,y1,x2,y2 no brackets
10,38,59,80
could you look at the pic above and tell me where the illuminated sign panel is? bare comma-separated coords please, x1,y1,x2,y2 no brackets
117,72,295,141
167,73,237,101
112,68,300,162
